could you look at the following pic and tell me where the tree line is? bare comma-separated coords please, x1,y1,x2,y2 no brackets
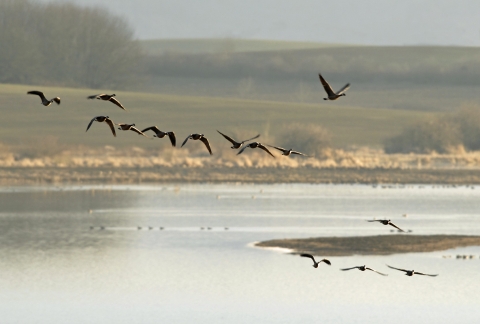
0,0,142,89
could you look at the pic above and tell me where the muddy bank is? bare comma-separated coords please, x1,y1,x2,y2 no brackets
255,235,480,256
2,166,480,185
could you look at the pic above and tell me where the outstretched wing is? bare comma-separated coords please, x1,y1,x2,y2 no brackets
27,90,47,101
242,134,260,143
291,151,308,156
300,253,316,262
105,118,116,137
414,272,438,277
388,222,405,232
141,126,160,134
109,97,126,110
167,132,176,147
367,220,382,222
270,145,286,153
86,117,97,132
130,126,148,137
181,135,191,147
318,74,335,97
336,83,350,95
366,267,388,276
320,259,331,266
87,94,100,99
237,145,248,155
341,266,359,271
52,97,61,105
386,265,408,273
200,136,213,155
257,143,275,158
217,130,238,145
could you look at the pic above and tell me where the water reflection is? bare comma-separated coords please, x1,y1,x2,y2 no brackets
0,184,479,323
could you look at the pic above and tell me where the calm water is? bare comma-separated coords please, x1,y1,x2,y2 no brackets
0,184,479,323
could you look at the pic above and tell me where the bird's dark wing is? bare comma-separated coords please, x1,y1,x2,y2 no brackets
270,145,286,153
109,97,126,110
367,220,382,222
318,74,335,97
320,259,331,266
141,126,160,134
217,130,238,145
300,254,316,262
341,266,359,271
241,134,260,143
291,151,308,156
52,97,61,105
200,136,213,155
130,126,148,137
27,90,47,101
181,135,191,147
87,94,100,99
388,222,405,232
386,265,408,273
105,118,116,137
237,146,248,155
257,143,275,157
86,117,97,132
366,267,388,276
167,132,176,147
414,272,438,277
336,83,350,95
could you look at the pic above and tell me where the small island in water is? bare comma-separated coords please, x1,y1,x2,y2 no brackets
256,235,480,256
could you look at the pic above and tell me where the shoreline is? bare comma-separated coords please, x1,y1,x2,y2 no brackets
2,167,480,185
255,235,480,256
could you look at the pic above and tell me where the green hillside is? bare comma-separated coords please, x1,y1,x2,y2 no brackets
140,38,349,55
0,83,432,151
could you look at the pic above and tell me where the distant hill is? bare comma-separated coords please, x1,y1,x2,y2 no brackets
140,38,351,55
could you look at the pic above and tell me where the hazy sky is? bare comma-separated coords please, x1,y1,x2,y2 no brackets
39,0,480,46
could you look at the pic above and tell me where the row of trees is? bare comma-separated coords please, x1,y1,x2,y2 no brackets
384,106,480,154
0,0,142,88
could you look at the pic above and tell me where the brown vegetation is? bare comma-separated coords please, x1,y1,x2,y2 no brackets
256,235,480,256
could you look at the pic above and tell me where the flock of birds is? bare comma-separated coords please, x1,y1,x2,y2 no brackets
27,73,438,278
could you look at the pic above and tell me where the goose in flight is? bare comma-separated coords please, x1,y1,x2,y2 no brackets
86,116,116,137
116,123,148,137
27,91,61,106
367,219,405,232
318,73,350,101
341,265,388,276
87,93,126,110
181,134,212,155
217,130,260,149
141,126,176,146
237,142,275,158
387,265,438,277
269,145,308,157
301,254,331,268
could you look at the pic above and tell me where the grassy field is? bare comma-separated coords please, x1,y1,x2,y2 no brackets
140,38,350,55
0,83,433,151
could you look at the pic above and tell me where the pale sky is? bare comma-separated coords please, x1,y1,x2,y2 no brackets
38,0,480,46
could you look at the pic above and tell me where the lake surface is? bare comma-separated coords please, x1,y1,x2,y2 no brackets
0,184,479,323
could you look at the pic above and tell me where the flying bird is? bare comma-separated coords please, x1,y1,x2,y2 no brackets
341,265,388,276
367,219,405,232
387,265,438,277
27,91,60,106
237,142,275,158
318,73,350,101
142,126,176,146
86,116,116,137
181,134,212,155
116,123,148,137
87,93,126,110
269,145,308,157
217,130,260,149
300,253,331,268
